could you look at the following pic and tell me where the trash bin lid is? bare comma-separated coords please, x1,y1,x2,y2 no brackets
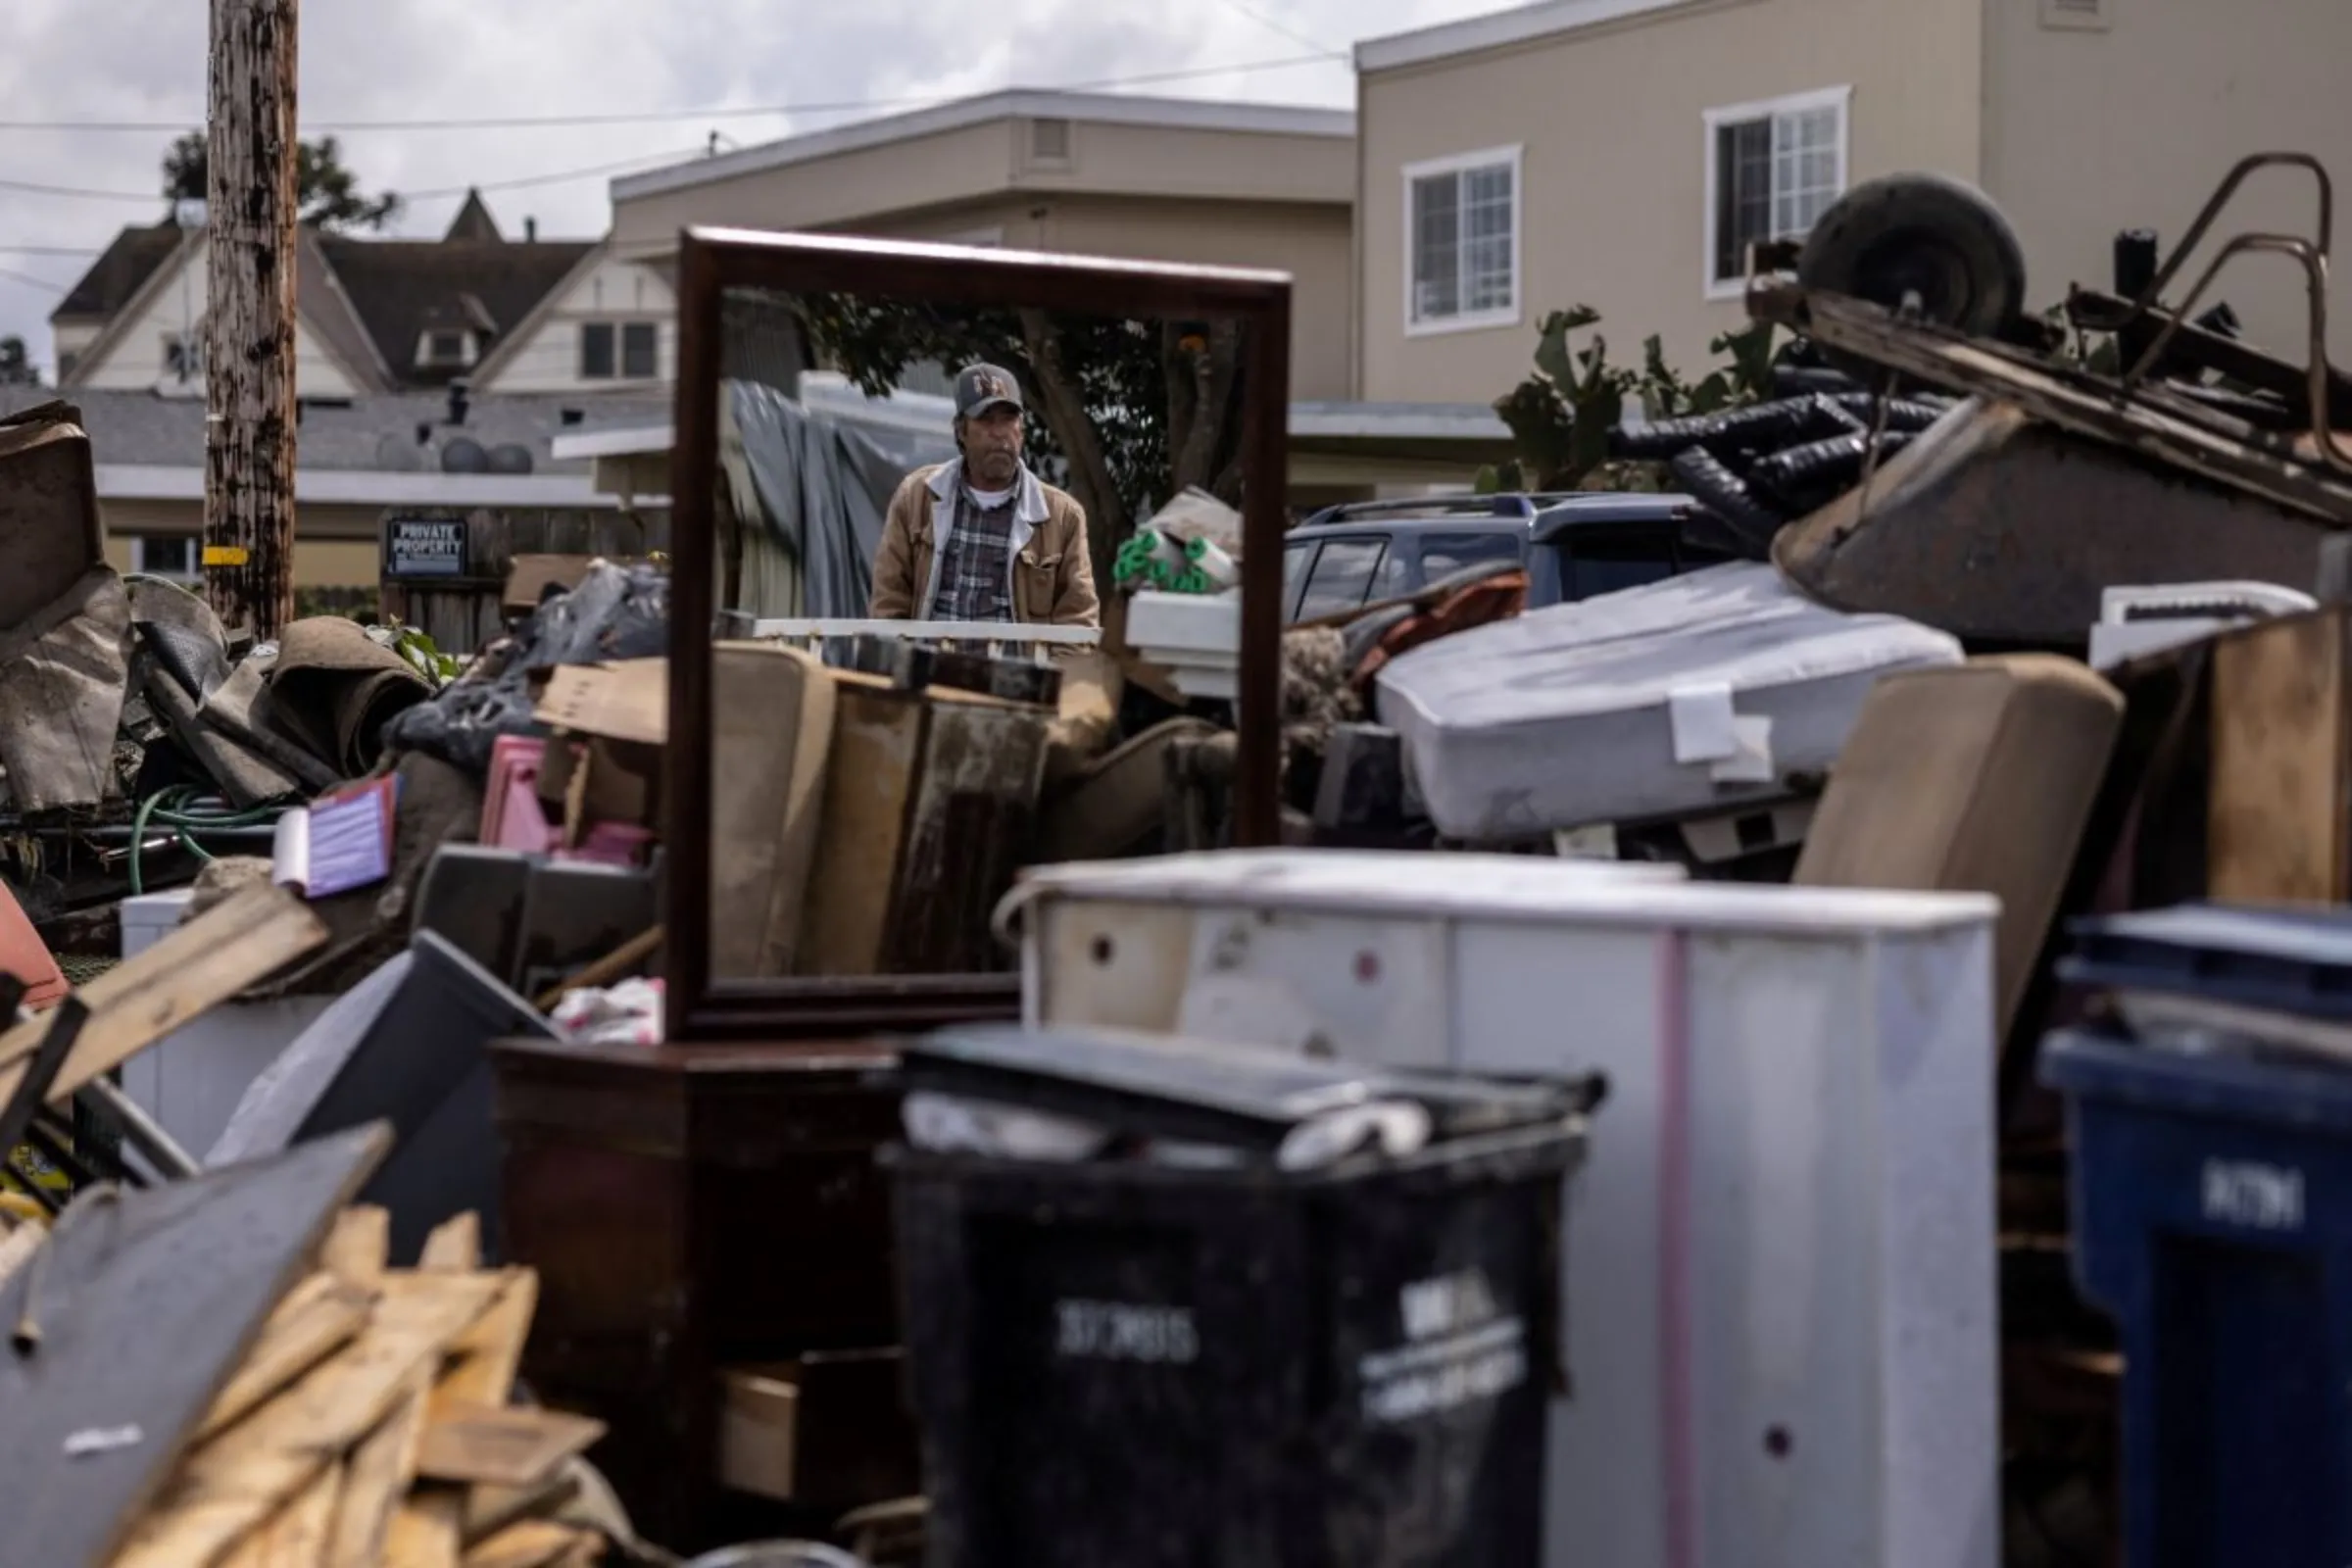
903,1023,1592,1158
2061,903,2352,1022
2042,1028,2352,1134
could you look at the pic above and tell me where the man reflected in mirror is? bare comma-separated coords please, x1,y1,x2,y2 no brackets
868,363,1102,629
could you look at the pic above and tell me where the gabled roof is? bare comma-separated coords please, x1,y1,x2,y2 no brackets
1354,0,1691,74
54,227,203,384
611,88,1356,203
293,226,395,392
52,222,183,322
466,240,612,386
58,212,604,392
443,189,504,243
315,234,596,384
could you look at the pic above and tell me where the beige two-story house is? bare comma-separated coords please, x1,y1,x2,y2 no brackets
605,89,1359,403
1353,0,2352,404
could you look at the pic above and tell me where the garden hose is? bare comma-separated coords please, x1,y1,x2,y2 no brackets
127,786,286,897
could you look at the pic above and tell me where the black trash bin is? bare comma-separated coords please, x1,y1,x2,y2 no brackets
887,1025,1591,1568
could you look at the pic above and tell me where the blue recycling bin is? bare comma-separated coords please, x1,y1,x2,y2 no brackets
2043,1029,2352,1568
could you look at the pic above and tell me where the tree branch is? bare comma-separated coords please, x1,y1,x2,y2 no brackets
1018,307,1129,585
1174,319,1244,498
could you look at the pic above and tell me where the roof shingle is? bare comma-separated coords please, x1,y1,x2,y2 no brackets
53,223,183,321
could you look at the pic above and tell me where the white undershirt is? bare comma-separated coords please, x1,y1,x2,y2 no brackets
962,482,1015,511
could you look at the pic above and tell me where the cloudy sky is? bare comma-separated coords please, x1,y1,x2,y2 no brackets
0,0,1504,373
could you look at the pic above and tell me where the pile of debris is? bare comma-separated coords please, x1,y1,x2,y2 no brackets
0,1111,656,1567
0,399,457,956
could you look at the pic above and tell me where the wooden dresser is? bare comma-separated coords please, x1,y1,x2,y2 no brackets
489,1035,917,1552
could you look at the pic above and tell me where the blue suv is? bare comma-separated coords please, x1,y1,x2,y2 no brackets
1281,492,1735,623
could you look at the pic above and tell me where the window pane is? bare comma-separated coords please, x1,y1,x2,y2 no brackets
1714,119,1774,282
1461,163,1515,314
1419,530,1524,582
1412,172,1461,320
1298,539,1389,618
621,321,658,378
580,321,615,378
1770,106,1843,239
140,536,195,576
1564,528,1679,600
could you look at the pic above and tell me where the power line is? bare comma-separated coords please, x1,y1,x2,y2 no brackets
0,264,67,294
0,50,1346,134
0,145,705,207
1212,0,1340,56
0,244,99,256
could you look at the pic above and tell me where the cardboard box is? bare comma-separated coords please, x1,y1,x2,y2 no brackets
710,642,837,978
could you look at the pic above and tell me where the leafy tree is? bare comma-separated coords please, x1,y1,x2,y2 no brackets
1476,308,1787,494
161,130,402,232
0,335,40,386
793,295,1248,591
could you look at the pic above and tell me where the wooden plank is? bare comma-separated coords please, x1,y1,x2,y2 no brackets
434,1270,538,1418
2210,610,2352,902
418,1212,482,1273
325,1371,432,1568
0,885,328,1107
198,1274,377,1442
416,1405,606,1489
113,1269,502,1568
323,1207,391,1290
459,1472,578,1549
462,1521,584,1568
220,1459,341,1568
384,1489,466,1568
0,1124,390,1568
0,1215,41,1288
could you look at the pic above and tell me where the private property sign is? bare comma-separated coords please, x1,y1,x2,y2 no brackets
383,514,468,579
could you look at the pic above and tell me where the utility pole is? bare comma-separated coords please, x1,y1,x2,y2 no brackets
204,0,299,639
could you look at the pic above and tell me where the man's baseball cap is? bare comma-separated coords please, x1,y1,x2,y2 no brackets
955,363,1024,419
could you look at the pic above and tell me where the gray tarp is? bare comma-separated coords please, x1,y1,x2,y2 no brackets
724,378,954,619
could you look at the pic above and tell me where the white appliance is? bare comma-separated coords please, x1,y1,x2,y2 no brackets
1374,562,1964,838
1006,849,1999,1568
118,890,333,1158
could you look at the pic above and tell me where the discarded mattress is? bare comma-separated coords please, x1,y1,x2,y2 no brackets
1374,561,1965,839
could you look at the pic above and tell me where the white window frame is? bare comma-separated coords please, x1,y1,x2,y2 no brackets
130,534,200,584
1701,85,1853,301
1401,144,1525,338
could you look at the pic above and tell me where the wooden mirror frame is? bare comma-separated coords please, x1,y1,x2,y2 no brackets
663,227,1294,1042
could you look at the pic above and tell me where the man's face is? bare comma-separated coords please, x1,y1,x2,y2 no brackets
962,406,1023,486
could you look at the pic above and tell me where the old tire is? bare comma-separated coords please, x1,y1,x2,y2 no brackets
1798,172,2027,384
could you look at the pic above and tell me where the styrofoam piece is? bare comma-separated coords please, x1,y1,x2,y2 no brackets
116,890,332,1158
1374,562,1964,838
1126,588,1241,656
1015,849,2000,1568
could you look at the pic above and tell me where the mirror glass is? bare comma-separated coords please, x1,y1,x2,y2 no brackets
702,284,1257,988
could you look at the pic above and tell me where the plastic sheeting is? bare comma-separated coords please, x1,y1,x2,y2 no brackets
382,560,669,774
724,377,954,620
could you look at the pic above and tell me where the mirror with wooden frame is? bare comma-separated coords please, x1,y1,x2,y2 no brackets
663,228,1293,1042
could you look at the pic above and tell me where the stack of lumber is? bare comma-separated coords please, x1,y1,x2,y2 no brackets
96,1205,611,1568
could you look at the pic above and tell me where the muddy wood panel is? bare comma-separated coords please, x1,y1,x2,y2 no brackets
2209,608,2352,903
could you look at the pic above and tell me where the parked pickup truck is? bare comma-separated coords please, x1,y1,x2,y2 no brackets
1281,492,1736,623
